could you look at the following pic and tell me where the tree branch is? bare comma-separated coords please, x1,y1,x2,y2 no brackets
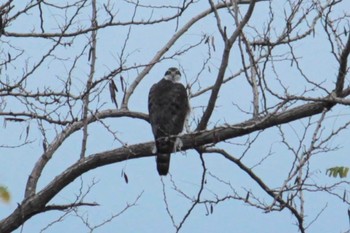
43,202,99,212
80,0,98,159
196,0,257,130
3,87,348,232
203,148,305,232
24,109,148,198
335,33,350,95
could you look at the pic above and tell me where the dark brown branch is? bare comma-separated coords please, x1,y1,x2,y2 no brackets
43,202,99,212
2,87,347,232
335,33,350,95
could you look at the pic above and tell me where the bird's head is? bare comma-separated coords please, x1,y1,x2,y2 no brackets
164,67,181,82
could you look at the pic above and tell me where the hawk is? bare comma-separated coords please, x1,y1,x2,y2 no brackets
148,67,190,175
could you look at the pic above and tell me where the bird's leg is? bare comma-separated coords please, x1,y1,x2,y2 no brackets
152,144,157,154
184,117,190,133
174,137,183,152
184,106,191,133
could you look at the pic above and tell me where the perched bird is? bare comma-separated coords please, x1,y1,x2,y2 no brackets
148,67,190,175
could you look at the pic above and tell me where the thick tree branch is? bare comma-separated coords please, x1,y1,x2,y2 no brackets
24,109,148,198
3,88,349,232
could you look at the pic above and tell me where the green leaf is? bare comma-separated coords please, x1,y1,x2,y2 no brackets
343,167,349,178
0,186,10,203
326,166,349,178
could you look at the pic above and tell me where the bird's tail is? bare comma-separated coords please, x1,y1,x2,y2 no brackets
157,153,170,175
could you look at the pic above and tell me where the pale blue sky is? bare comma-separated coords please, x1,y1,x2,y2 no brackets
1,1,350,232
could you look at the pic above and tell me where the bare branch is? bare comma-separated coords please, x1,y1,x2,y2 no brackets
196,0,257,130
24,109,148,198
335,33,350,95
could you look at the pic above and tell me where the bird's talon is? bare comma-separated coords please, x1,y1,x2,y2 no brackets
174,138,183,152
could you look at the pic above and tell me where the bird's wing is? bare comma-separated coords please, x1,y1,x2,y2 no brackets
148,80,189,139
